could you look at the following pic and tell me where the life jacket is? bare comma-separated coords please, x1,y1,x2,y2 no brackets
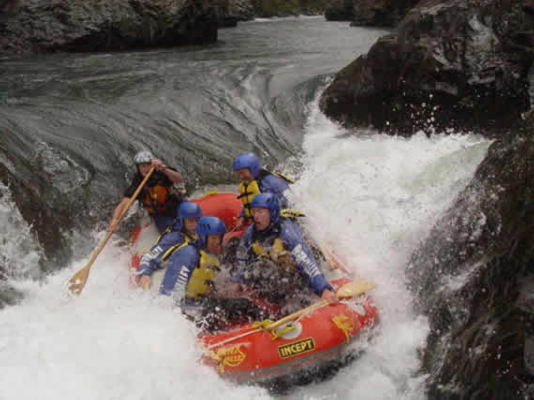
237,170,293,220
160,232,197,262
142,184,170,214
186,250,221,299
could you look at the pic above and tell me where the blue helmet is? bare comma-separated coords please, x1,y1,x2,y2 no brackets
173,202,202,231
197,216,227,236
196,216,227,249
233,152,260,178
250,193,280,223
178,201,202,220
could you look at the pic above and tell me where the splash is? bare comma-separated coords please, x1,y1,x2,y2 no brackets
284,99,491,399
0,234,271,400
0,182,43,280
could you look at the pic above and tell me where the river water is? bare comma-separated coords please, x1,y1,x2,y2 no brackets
0,17,491,399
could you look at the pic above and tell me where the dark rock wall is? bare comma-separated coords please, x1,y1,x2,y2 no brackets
320,0,534,137
0,158,78,270
0,0,218,54
251,0,330,18
325,0,419,26
351,0,420,27
324,0,354,21
407,120,534,398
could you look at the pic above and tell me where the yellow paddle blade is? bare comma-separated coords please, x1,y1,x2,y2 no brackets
336,279,377,299
66,265,91,295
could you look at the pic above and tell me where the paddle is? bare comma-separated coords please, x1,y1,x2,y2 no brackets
206,279,376,350
67,167,155,295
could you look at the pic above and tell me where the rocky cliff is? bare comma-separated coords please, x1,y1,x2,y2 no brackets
250,0,329,18
325,0,419,26
351,0,419,26
0,0,219,54
407,118,534,398
320,0,534,137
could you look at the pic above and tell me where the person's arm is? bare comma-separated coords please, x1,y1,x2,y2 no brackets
138,233,183,275
159,246,199,299
108,197,130,232
282,221,336,300
151,160,183,184
136,233,187,288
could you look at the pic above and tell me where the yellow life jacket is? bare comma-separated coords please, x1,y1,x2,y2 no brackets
160,233,197,261
237,179,261,220
237,170,294,220
186,250,220,299
142,185,170,214
251,237,295,270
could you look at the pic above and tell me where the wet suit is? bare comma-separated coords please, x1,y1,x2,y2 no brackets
137,221,196,277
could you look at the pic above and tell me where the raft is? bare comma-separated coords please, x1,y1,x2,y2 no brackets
129,192,379,387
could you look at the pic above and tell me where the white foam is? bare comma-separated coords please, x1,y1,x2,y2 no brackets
283,100,490,399
0,182,43,280
0,234,270,400
0,103,490,400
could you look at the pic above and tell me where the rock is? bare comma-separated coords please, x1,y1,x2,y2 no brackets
213,0,254,27
351,0,419,27
219,0,331,19
0,0,219,55
406,118,534,397
0,281,23,309
320,0,534,137
325,0,354,21
229,0,255,20
526,336,534,376
0,163,74,271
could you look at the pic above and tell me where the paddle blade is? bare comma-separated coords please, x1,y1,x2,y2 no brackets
66,265,91,295
336,279,377,299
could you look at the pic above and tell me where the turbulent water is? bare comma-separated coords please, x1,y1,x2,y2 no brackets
0,17,492,399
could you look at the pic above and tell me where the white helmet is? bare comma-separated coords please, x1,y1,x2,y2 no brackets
134,150,154,165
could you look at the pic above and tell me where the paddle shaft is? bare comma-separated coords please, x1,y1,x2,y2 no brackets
67,166,155,294
92,166,156,258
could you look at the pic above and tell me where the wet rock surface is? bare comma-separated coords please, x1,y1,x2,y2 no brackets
0,159,78,271
351,0,419,27
320,0,534,137
324,0,354,21
250,0,330,18
0,281,24,309
0,0,218,55
407,118,534,398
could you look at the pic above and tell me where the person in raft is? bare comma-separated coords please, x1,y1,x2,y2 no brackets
108,150,184,233
159,216,264,331
232,152,292,228
234,193,338,316
135,201,202,289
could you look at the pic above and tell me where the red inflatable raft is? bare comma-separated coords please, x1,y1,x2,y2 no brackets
129,192,379,386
